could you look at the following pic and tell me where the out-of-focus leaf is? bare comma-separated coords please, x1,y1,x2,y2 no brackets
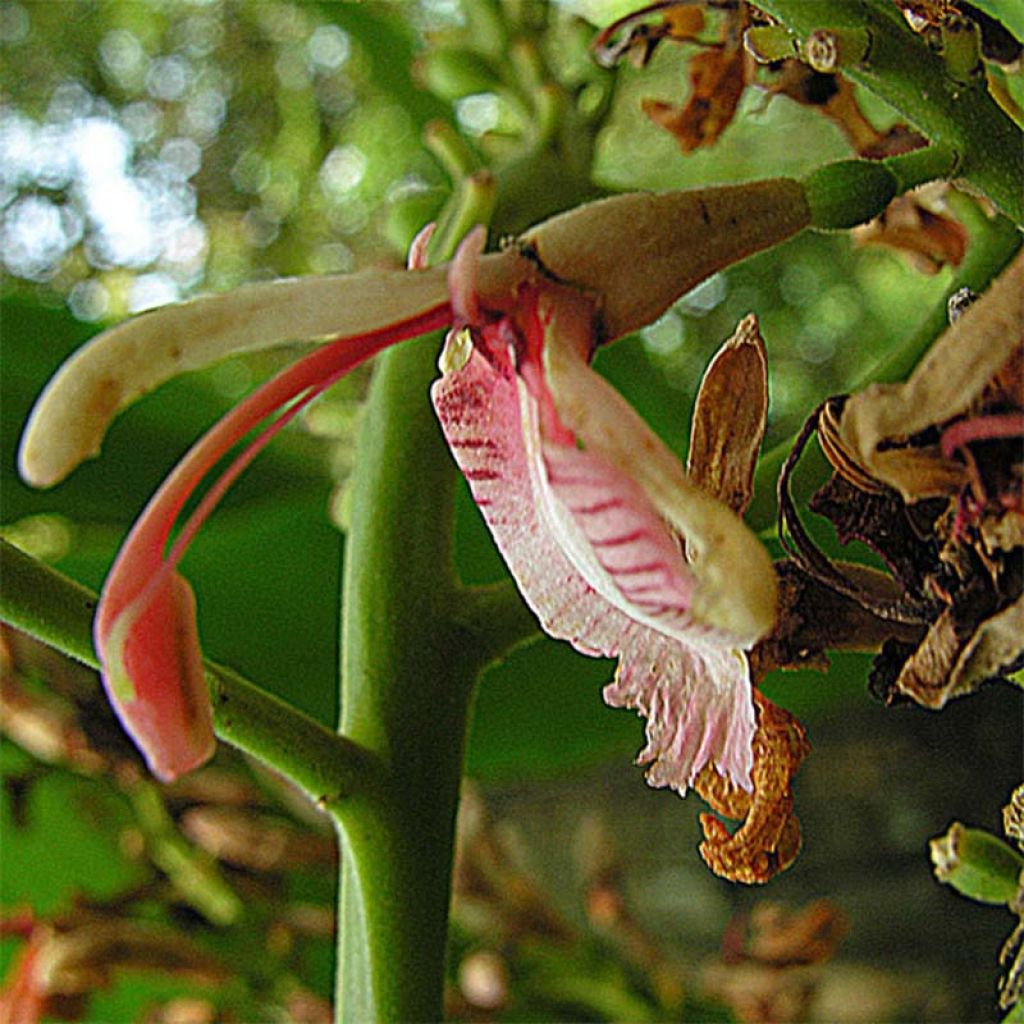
968,0,1024,42
0,773,144,914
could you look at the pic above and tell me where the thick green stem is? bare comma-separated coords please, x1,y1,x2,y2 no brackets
0,538,373,807
336,334,490,1022
756,0,1024,225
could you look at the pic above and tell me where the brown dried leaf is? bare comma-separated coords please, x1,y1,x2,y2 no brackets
643,46,748,152
853,191,968,273
592,1,705,68
695,692,810,884
688,314,768,516
745,901,848,967
894,590,1024,708
767,65,926,158
179,807,337,872
748,560,921,684
838,250,1024,503
0,666,106,775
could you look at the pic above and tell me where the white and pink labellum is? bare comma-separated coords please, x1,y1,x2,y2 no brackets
433,239,775,793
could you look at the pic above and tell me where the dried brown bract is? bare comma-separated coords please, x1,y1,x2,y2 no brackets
695,691,810,884
686,317,820,884
779,251,1023,711
592,1,709,68
853,186,969,273
594,2,755,152
643,44,750,152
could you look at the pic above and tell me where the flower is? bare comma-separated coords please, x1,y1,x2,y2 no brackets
433,232,776,792
19,180,810,782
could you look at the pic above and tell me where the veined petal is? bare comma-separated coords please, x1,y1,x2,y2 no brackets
96,308,451,781
539,292,777,646
431,339,755,791
19,267,453,488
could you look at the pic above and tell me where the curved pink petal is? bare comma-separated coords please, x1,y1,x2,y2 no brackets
98,303,452,781
431,338,755,792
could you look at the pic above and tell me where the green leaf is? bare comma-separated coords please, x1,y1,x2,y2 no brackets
0,771,144,914
968,0,1024,43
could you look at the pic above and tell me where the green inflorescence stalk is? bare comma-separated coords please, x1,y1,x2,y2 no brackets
755,0,1024,226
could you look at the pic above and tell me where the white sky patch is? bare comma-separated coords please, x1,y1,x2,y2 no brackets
320,144,367,197
454,93,500,136
0,195,70,280
0,103,203,281
128,271,180,313
307,24,350,72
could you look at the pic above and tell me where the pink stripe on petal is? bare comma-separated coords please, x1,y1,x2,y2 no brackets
98,302,452,781
541,440,696,635
432,342,755,793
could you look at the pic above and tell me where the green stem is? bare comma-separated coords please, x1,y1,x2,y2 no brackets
127,779,244,926
336,334,490,1022
0,539,374,808
747,207,1022,531
452,579,541,668
755,0,1024,225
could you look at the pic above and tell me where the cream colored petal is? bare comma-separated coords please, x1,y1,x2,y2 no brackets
541,295,777,646
838,251,1023,501
19,266,452,488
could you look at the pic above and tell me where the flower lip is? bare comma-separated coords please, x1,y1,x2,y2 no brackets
434,237,778,792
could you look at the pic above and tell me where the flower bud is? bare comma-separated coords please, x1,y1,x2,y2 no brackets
931,823,1024,905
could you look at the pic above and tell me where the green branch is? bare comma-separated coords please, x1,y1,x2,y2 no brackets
0,539,377,809
756,0,1024,225
451,578,542,668
336,333,480,1023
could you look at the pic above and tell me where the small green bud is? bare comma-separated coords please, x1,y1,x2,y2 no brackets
802,159,897,230
415,48,500,102
931,823,1024,906
941,16,983,85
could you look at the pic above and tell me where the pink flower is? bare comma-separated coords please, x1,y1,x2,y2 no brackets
19,181,807,782
433,230,774,793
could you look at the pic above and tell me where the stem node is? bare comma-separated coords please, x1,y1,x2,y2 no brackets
804,27,872,73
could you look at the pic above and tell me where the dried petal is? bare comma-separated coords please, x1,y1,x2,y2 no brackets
894,590,1024,708
853,191,968,273
642,46,748,153
687,315,768,516
695,692,810,884
838,251,1024,502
